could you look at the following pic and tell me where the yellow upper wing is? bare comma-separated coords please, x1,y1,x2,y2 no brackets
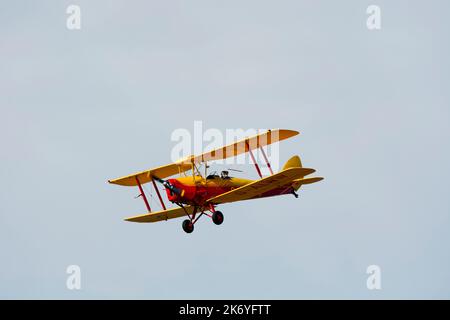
108,162,192,187
109,129,298,186
180,129,299,164
207,167,315,204
124,205,196,223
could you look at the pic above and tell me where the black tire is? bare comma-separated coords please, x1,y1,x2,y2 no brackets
182,219,194,233
212,211,224,225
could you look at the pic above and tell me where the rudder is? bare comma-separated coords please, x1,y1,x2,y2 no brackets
282,155,302,170
283,155,303,191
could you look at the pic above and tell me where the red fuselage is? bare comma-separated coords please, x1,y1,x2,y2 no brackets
165,175,294,206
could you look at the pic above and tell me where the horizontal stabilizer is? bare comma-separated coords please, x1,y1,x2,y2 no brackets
292,177,324,189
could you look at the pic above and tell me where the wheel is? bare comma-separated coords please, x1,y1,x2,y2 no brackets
212,211,224,225
182,219,194,233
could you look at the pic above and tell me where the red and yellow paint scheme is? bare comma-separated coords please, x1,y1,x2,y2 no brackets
108,129,323,233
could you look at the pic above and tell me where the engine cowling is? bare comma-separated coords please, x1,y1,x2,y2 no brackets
165,179,196,202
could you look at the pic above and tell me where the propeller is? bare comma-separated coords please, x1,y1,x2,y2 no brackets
152,175,183,196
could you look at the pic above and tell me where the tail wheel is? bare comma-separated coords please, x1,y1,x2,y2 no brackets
212,211,224,225
182,219,194,233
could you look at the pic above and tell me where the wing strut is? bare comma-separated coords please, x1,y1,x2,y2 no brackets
135,176,151,212
151,179,166,210
259,146,274,175
246,141,263,178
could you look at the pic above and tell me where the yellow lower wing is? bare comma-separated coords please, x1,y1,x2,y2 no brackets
207,167,316,204
124,205,196,223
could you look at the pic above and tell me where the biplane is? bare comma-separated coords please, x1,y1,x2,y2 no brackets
108,129,323,233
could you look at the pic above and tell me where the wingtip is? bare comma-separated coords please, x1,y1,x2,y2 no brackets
277,128,300,138
108,179,120,185
291,129,301,137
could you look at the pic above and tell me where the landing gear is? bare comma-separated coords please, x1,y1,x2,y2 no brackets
181,207,224,233
182,219,194,233
212,211,224,225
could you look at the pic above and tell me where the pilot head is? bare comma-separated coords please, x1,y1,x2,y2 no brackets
220,170,229,179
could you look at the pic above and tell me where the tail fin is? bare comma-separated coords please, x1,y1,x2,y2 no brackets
282,155,302,170
283,155,304,191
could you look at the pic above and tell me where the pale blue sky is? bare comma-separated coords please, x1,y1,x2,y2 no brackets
1,0,449,299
